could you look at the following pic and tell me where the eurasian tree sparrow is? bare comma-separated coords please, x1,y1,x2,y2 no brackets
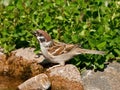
33,30,105,65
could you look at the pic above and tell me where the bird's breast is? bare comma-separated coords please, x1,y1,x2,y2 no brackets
40,44,53,60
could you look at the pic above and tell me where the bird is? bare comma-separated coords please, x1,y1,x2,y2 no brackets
33,30,105,65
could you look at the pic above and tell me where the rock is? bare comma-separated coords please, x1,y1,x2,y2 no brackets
18,64,84,90
12,47,45,63
47,64,84,90
82,62,120,90
1,47,81,90
18,73,51,90
5,48,44,79
0,52,7,75
50,75,83,90
47,64,83,83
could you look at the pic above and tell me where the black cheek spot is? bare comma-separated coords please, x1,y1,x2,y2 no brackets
39,38,45,42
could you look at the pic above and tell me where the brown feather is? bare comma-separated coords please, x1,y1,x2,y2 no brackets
37,30,51,42
48,41,77,56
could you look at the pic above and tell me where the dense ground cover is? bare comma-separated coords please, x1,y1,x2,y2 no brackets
0,0,120,69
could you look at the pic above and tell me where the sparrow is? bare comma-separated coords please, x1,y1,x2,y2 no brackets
33,30,105,65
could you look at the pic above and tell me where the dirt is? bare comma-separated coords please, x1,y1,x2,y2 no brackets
0,75,23,90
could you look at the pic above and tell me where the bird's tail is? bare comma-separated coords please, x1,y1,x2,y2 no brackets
75,48,105,55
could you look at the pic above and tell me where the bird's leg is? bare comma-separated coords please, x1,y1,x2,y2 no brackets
35,52,43,58
46,64,64,71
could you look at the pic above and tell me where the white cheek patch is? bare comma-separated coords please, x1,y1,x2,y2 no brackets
37,36,41,40
37,36,44,39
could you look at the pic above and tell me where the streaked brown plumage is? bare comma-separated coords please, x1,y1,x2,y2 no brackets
33,30,105,65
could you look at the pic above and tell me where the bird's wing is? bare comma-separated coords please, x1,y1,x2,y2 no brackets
47,41,77,56
47,41,105,56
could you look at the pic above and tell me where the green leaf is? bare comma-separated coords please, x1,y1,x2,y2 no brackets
79,30,86,37
16,0,24,10
71,34,78,43
95,63,104,69
85,62,91,66
45,15,51,23
55,16,63,20
114,49,120,56
0,0,119,70
97,42,106,50
106,53,115,61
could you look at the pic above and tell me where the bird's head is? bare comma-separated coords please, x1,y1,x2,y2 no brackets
33,30,52,47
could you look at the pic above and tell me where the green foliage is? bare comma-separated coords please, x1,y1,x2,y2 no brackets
0,0,120,70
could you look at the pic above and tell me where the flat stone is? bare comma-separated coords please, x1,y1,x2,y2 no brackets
12,47,45,63
82,62,120,90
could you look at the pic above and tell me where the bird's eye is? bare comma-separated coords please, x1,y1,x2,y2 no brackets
39,33,43,36
39,36,46,42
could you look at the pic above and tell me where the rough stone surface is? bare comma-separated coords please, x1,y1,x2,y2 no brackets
82,62,120,90
18,73,51,90
12,47,45,63
47,64,83,84
0,52,7,75
6,48,44,79
50,76,83,90
18,64,84,90
0,48,44,79
47,64,84,90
